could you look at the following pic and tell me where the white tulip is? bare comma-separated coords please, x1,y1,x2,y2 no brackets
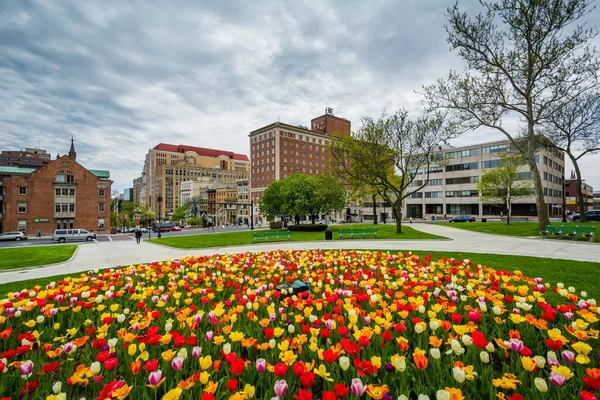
436,390,450,400
430,348,441,360
480,351,490,363
453,367,466,383
534,378,548,392
53,381,62,394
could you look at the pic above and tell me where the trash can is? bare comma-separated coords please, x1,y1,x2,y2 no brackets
431,216,436,221
324,229,333,241
481,218,487,223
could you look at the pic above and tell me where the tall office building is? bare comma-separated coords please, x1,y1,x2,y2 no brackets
0,148,52,169
248,109,351,223
139,143,249,219
404,139,565,219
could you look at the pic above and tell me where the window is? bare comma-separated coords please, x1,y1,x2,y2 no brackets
18,220,26,233
426,179,443,186
98,189,104,197
408,180,423,187
482,160,501,169
407,192,423,199
446,176,479,185
56,171,65,183
425,191,443,198
98,218,105,229
446,190,479,198
446,162,479,172
534,155,540,163
18,186,27,195
55,189,61,196
69,203,75,212
18,202,27,213
69,188,75,196
445,148,480,158
55,203,61,213
481,144,507,154
517,172,532,180
447,204,479,215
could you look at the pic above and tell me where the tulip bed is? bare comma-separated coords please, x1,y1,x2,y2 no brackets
0,249,599,400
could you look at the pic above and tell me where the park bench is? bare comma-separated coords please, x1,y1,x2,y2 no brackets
339,227,378,239
253,230,291,243
510,217,528,222
541,225,595,242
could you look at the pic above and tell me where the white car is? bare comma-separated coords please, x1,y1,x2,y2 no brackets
0,231,28,241
314,219,327,225
52,229,96,243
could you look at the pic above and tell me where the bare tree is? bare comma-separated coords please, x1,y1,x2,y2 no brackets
540,91,600,221
422,0,599,229
329,109,456,233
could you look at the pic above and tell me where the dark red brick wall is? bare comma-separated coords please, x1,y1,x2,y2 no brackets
1,156,111,235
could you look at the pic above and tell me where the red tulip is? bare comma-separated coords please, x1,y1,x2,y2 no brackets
104,358,118,371
274,362,288,377
323,391,336,400
145,359,159,373
294,388,313,400
300,371,315,388
230,358,245,375
581,391,598,400
42,362,59,373
334,384,349,398
471,331,487,349
96,351,110,363
293,362,305,377
227,378,238,392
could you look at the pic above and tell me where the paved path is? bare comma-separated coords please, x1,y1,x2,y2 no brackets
1,223,599,286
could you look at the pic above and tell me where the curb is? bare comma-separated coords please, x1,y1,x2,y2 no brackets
0,245,80,274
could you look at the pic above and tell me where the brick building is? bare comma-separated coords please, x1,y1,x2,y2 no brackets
138,143,249,219
0,141,111,235
248,109,351,224
565,177,594,213
0,148,51,169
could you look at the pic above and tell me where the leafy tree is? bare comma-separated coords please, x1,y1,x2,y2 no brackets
540,90,600,222
187,217,200,226
313,174,347,220
259,180,285,221
329,109,455,233
171,205,188,223
422,0,599,230
477,152,532,224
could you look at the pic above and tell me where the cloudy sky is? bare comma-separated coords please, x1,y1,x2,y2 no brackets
1,0,599,192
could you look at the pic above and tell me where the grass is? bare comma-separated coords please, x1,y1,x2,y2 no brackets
146,223,446,249
0,245,77,271
0,250,598,304
442,221,600,243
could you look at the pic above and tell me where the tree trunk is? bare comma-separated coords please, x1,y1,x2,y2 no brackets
529,157,549,229
372,195,378,225
393,200,403,234
570,155,587,222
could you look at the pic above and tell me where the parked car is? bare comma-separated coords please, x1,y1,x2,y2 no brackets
449,215,476,223
0,231,27,241
153,223,174,232
314,219,327,225
172,225,182,231
570,210,600,222
139,227,148,233
52,229,96,243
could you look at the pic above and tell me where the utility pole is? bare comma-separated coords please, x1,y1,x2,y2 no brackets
562,174,567,223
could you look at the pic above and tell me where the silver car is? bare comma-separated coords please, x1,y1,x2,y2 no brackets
0,231,28,241
52,229,96,243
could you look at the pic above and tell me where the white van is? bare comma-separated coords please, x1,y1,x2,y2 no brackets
52,229,96,243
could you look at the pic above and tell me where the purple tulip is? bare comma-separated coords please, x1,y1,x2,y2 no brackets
274,379,288,397
256,358,267,372
149,370,163,385
561,350,576,364
509,339,524,352
205,331,214,342
382,395,393,400
548,358,560,368
192,346,202,359
385,363,395,372
19,360,34,378
549,371,566,386
564,312,574,320
171,356,184,371
351,378,367,396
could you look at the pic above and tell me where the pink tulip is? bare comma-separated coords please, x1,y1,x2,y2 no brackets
193,314,203,324
256,358,267,372
561,350,576,364
19,360,34,378
148,370,163,385
351,378,367,396
508,339,524,352
192,346,202,359
467,311,481,323
274,379,288,397
549,371,566,386
205,331,214,342
171,356,184,371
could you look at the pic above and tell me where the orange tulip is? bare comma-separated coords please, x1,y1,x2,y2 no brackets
130,360,142,375
413,348,428,370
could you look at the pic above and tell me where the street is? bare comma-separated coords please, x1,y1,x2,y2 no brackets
0,236,110,248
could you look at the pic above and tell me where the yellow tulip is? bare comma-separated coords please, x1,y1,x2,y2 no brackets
200,355,213,370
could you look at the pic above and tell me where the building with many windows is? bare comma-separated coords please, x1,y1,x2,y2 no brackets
0,148,52,169
138,143,249,219
248,109,351,224
0,140,111,234
404,139,565,219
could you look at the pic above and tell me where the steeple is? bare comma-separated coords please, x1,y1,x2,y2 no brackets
68,137,77,161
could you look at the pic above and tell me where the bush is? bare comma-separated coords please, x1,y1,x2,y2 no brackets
187,217,199,226
288,224,328,232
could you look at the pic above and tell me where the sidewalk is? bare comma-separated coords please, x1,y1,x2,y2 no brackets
1,224,599,285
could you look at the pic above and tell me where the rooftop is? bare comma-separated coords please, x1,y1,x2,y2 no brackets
0,166,110,179
153,143,249,162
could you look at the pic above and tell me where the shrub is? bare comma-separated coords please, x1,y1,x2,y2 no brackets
186,217,199,226
288,224,328,231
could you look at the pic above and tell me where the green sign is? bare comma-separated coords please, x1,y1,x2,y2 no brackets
33,218,49,223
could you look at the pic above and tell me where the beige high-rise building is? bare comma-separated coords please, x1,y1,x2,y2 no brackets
139,143,249,219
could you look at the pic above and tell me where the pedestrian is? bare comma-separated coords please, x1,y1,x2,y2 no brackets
443,214,446,220
500,211,504,218
37,229,41,237
409,217,413,224
135,229,142,244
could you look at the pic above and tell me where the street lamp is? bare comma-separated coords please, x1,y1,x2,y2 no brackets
157,195,163,238
562,174,567,223
250,200,254,230
134,207,141,228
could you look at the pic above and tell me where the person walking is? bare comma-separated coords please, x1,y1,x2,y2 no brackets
135,229,142,244
37,229,41,237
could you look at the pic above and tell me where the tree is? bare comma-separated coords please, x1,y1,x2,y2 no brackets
477,152,532,224
259,174,347,223
171,205,188,223
422,0,599,230
329,109,455,233
540,90,600,222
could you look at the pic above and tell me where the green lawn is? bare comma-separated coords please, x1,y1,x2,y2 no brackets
147,224,446,249
0,245,77,271
442,221,600,243
0,251,598,303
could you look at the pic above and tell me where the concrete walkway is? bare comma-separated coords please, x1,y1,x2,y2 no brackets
1,223,599,286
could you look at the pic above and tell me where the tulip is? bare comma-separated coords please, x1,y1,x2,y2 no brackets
480,351,490,363
256,358,267,372
351,378,367,397
339,356,350,371
192,346,202,359
52,381,62,394
430,348,441,360
274,379,288,397
90,361,101,375
205,331,214,342
562,350,576,364
19,360,34,378
149,369,163,386
549,371,566,386
172,356,184,371
453,367,466,383
223,343,231,355
534,378,548,392
436,390,450,400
